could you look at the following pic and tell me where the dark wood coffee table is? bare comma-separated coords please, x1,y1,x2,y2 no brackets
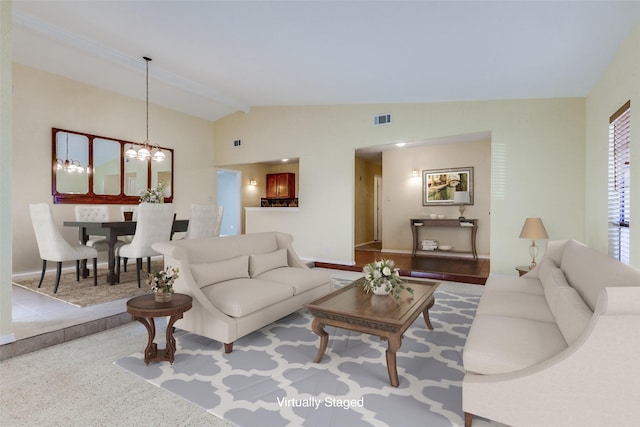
304,277,438,387
126,293,192,365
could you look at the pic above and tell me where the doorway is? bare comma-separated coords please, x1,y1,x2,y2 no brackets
216,169,241,236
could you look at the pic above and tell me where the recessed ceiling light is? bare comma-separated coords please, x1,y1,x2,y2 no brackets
395,142,406,147
282,158,289,162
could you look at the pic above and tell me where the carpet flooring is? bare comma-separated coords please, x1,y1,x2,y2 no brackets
12,260,163,307
115,282,481,427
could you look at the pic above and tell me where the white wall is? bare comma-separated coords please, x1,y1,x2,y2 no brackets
585,24,640,265
214,99,586,274
11,64,216,273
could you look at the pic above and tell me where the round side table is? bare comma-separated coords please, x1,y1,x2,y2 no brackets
126,293,192,365
516,265,532,277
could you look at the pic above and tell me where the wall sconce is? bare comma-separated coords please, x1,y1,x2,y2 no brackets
411,169,420,178
249,179,257,186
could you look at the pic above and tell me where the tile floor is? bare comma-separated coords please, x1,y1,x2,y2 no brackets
2,284,131,360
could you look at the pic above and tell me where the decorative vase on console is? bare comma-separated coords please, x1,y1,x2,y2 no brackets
362,259,414,301
148,266,179,303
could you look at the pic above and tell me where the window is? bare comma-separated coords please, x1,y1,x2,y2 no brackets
608,101,631,263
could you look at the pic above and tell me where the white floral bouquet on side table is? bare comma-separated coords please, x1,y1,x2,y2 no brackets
148,266,179,295
140,182,165,203
362,258,414,301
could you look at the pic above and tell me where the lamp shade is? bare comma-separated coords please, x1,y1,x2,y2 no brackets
519,218,549,240
453,191,470,204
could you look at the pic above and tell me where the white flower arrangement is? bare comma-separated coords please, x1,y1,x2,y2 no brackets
362,258,414,301
140,182,165,203
148,266,179,294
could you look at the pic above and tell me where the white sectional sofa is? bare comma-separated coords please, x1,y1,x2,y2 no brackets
463,239,640,427
152,232,333,353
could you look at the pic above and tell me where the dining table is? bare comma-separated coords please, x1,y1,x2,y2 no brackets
63,219,189,285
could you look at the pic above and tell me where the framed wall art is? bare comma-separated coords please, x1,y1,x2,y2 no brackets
422,167,474,206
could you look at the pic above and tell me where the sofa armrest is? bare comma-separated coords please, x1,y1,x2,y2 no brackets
595,286,640,315
274,232,309,269
463,286,640,427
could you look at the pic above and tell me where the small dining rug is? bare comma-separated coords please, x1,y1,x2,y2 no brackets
115,287,480,426
12,260,164,307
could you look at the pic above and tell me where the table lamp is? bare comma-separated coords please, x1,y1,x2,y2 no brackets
519,218,549,269
453,191,471,219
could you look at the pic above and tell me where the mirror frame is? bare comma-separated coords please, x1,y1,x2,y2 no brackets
51,128,174,204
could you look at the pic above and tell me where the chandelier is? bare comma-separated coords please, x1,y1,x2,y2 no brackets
125,56,165,162
56,132,86,174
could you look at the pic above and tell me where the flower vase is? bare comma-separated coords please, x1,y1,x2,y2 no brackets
155,292,172,303
373,280,391,296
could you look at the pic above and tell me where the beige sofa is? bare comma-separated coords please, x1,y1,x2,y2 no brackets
152,232,333,353
463,239,640,427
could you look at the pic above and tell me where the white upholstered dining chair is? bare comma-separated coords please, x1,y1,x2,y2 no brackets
115,203,175,287
74,205,124,253
29,203,98,293
183,204,224,239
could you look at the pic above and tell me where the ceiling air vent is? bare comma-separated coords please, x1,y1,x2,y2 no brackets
232,139,241,147
374,113,392,126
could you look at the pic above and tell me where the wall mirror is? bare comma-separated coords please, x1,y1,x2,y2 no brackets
54,131,89,194
52,128,174,204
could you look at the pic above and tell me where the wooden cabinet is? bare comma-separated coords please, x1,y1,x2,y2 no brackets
266,173,296,199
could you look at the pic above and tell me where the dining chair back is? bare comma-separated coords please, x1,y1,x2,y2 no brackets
116,203,175,287
74,205,112,252
29,203,98,293
183,204,224,239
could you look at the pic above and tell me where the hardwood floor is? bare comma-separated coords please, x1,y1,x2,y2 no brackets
316,242,489,285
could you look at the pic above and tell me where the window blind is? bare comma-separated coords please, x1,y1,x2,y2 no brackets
608,100,631,263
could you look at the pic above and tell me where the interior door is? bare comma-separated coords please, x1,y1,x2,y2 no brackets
374,175,382,241
216,169,241,236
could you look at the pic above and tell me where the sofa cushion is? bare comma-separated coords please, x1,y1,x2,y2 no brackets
249,248,288,277
554,286,593,344
200,278,294,318
542,267,571,315
537,257,558,284
475,291,555,323
484,275,543,296
255,267,330,295
463,314,568,375
190,255,249,288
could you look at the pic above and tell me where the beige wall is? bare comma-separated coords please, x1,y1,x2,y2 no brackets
354,156,381,245
214,98,586,274
381,139,491,255
11,63,216,273
586,23,640,265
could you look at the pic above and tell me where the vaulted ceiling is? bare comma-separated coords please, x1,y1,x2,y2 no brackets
11,1,640,122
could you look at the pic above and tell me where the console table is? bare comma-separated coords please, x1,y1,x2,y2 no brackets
410,218,478,259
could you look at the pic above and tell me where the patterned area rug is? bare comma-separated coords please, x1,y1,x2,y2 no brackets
115,285,480,426
12,260,163,307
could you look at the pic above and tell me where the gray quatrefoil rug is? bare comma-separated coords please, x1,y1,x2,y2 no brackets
115,288,480,426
